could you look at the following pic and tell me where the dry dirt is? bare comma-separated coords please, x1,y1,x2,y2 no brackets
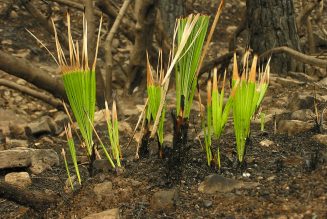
0,0,327,218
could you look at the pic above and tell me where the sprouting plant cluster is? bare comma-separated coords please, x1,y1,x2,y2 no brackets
203,53,270,168
30,0,270,188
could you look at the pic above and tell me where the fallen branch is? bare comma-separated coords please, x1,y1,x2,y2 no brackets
259,46,327,69
0,181,59,210
199,49,243,76
0,50,66,99
0,79,62,109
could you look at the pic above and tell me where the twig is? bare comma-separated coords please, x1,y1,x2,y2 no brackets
104,0,132,101
0,79,62,109
199,49,243,76
259,46,327,69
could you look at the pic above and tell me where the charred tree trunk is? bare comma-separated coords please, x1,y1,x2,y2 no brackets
127,0,157,94
246,0,303,73
157,0,185,39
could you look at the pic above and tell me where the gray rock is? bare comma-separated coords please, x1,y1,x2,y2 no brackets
93,181,113,200
287,93,315,111
5,172,32,188
29,149,59,174
203,200,213,208
82,208,120,219
25,116,57,137
4,138,28,149
291,109,315,121
198,174,259,194
150,189,179,212
0,148,59,174
277,120,314,136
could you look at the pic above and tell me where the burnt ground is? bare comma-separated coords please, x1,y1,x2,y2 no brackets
0,0,327,218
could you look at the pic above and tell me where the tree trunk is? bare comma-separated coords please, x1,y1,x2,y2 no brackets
246,0,303,73
157,0,185,39
127,0,157,94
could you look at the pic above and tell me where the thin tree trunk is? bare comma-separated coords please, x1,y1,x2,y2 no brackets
127,0,157,94
246,0,303,73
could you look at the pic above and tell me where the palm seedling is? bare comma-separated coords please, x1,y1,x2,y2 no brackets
175,14,209,124
232,52,270,163
104,100,122,167
145,52,166,157
29,13,117,181
203,69,236,168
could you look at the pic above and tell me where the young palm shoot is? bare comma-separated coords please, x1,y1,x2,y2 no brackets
61,148,74,190
64,124,81,185
146,52,166,157
28,13,102,157
204,69,236,168
105,101,122,167
232,52,270,163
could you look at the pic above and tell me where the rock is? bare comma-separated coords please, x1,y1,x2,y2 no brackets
4,138,28,149
9,123,26,138
150,189,179,212
277,120,314,136
10,10,18,18
0,148,59,174
203,200,212,208
312,134,327,146
25,116,57,137
291,109,315,121
275,77,305,87
93,181,113,200
226,25,237,34
29,149,59,174
198,174,259,194
0,109,28,136
82,208,120,219
259,139,274,147
53,112,69,133
4,172,32,188
287,93,315,111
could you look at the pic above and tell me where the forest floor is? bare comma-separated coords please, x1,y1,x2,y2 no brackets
0,0,327,218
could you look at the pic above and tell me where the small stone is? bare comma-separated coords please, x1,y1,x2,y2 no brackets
4,138,28,149
203,200,212,208
150,189,179,212
259,139,274,147
277,120,314,136
198,174,259,194
93,181,113,200
10,10,18,18
5,172,32,188
1,39,12,45
82,208,120,219
312,134,327,146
